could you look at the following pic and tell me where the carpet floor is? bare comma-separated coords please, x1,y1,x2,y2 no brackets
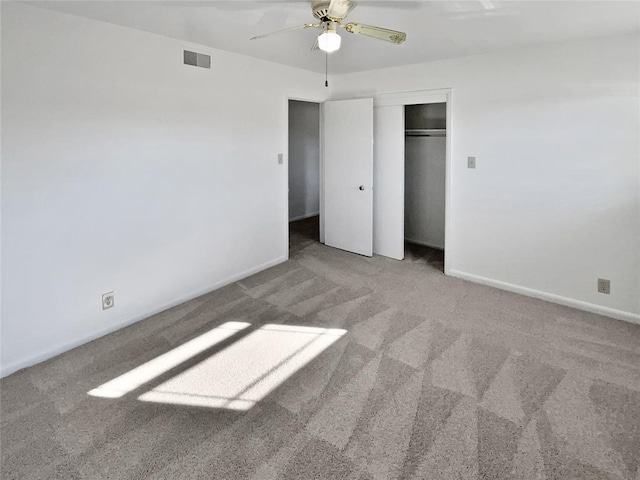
2,216,639,479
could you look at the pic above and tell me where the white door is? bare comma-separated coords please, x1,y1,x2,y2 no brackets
323,98,373,256
373,105,405,260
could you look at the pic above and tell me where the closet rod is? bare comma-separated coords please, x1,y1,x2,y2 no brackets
405,129,446,137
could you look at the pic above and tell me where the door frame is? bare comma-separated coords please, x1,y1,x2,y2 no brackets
374,88,453,275
284,94,327,259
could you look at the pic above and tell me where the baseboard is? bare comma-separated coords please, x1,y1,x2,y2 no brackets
405,237,444,250
289,211,320,223
0,255,288,379
448,269,640,325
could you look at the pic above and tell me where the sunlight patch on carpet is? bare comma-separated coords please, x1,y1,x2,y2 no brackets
88,321,250,398
138,324,346,410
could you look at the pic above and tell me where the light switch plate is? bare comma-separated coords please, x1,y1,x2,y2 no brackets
467,156,476,169
278,153,283,165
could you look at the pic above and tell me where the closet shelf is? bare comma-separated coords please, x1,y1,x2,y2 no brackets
405,129,446,137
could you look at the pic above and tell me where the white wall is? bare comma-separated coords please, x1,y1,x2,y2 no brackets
0,2,328,377
288,100,320,221
333,34,640,322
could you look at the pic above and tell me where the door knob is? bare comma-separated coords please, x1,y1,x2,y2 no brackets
359,185,365,191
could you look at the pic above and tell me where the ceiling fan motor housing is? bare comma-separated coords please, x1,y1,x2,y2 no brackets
312,1,333,21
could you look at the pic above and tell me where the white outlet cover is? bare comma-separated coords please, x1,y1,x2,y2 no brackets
597,279,610,294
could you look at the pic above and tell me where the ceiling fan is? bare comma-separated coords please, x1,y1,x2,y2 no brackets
250,0,407,53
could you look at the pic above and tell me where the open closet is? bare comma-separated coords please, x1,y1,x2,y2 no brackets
404,103,446,254
321,90,450,270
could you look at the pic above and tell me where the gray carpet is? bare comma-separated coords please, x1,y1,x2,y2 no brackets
2,215,640,479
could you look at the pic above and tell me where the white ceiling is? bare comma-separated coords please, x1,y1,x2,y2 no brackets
25,1,640,74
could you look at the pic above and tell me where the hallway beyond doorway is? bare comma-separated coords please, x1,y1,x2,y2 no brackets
289,215,320,256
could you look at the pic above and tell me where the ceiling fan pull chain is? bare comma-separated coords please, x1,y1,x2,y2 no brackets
325,51,329,87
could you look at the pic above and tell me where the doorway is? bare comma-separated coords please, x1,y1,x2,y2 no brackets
288,100,321,254
404,103,446,272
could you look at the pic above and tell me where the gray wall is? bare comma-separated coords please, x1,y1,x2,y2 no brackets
288,100,320,221
405,103,446,130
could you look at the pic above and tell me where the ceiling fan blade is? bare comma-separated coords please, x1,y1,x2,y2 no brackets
343,22,407,44
250,23,319,41
327,0,358,20
311,36,320,51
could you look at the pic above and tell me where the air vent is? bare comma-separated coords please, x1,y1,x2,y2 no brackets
183,50,211,69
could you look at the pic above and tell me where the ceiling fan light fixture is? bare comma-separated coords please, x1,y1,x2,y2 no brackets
250,2,407,56
318,23,341,52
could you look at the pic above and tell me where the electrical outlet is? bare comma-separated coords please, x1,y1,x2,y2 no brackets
597,278,610,294
467,156,476,169
102,291,115,310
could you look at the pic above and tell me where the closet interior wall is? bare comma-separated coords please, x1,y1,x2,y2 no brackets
404,103,447,249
